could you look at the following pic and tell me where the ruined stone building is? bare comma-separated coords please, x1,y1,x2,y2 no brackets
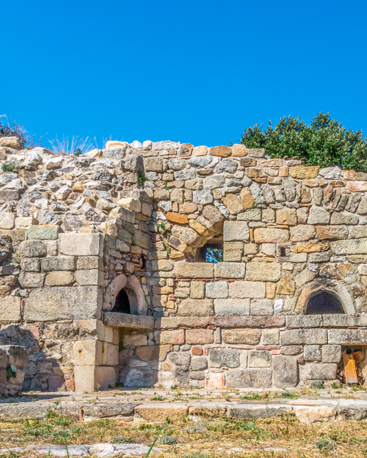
1,136,367,393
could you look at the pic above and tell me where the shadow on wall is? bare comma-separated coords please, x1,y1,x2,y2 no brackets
0,326,64,392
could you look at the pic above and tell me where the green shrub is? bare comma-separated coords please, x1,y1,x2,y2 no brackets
240,112,367,172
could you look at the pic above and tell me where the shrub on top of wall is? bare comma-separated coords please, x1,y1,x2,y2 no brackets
240,112,367,172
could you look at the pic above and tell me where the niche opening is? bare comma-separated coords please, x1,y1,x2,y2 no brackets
306,291,344,315
112,288,139,314
196,237,223,263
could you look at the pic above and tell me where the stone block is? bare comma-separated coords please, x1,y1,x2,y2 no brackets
28,225,59,240
280,345,303,355
205,281,228,299
277,274,295,295
73,340,101,366
206,372,225,389
102,343,119,366
245,263,281,282
210,145,232,157
0,213,15,230
95,366,116,390
304,345,322,362
290,225,316,242
45,271,74,286
228,281,265,299
59,233,103,256
254,228,289,243
96,321,119,345
214,262,245,279
186,329,214,344
281,329,327,345
177,299,214,316
276,208,297,226
136,346,159,362
223,221,249,241
209,348,240,368
19,240,47,257
41,256,76,271
24,286,102,321
262,329,279,345
176,262,214,279
328,328,367,344
289,165,319,179
74,366,95,392
19,272,45,288
0,295,20,322
322,345,341,363
191,356,208,371
250,299,274,316
226,368,272,388
273,355,298,387
223,242,243,261
15,217,37,230
123,333,148,347
21,258,41,272
222,329,261,345
77,256,102,270
248,350,271,368
158,330,185,345
330,239,367,255
307,206,330,225
316,225,348,240
75,269,104,286
214,299,250,316
190,281,205,299
299,363,337,380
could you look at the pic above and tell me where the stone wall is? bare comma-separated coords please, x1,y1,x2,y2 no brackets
2,135,367,390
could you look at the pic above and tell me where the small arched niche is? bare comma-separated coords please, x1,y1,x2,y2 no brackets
306,291,345,315
112,288,139,314
103,274,148,315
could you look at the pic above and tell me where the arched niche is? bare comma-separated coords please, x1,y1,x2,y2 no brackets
306,291,344,315
103,274,147,315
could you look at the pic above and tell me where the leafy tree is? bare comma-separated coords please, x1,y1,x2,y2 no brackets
240,112,367,172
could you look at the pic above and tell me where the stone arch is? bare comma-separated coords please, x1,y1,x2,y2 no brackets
103,274,147,315
295,279,355,315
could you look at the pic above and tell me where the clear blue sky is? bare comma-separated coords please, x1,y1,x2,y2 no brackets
2,1,367,148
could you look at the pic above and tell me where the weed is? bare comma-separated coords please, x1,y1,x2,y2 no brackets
137,171,149,184
312,381,325,389
112,436,134,443
2,163,18,173
151,395,166,401
315,438,337,450
159,434,179,444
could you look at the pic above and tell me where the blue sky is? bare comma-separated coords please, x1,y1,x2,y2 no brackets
2,1,367,148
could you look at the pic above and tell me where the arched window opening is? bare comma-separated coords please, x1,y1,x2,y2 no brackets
306,291,344,315
196,237,223,263
112,288,139,314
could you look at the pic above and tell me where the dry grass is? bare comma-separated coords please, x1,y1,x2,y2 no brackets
0,411,367,457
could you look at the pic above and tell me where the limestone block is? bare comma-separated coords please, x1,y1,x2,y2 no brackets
158,330,185,345
322,345,341,363
246,263,281,282
330,239,367,255
307,206,330,225
205,281,228,299
295,268,316,288
186,329,214,344
206,372,225,389
73,340,102,366
59,233,103,256
262,329,279,345
210,146,232,157
102,343,119,366
15,217,37,230
240,188,255,209
273,356,298,387
28,225,59,240
222,329,261,345
45,271,74,286
19,240,47,257
248,350,271,368
0,213,15,230
41,256,76,271
299,363,337,380
232,144,248,157
290,225,316,242
191,356,208,371
316,225,348,240
74,366,95,392
209,348,240,368
289,165,319,179
24,286,102,321
223,221,249,241
21,258,40,272
330,212,359,225
281,329,327,345
328,328,367,344
228,281,265,299
203,175,225,190
250,299,273,316
214,262,245,279
75,269,104,286
222,194,243,215
226,368,272,388
277,273,295,295
123,333,148,346
276,208,297,226
254,228,289,243
223,242,243,261
96,321,119,345
19,272,45,288
194,146,208,156
95,366,116,390
177,299,214,316
0,136,21,149
280,345,303,355
176,262,214,279
190,281,205,299
214,299,250,316
193,190,213,205
304,345,322,362
0,296,21,322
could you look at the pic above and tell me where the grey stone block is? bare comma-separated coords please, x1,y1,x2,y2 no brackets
304,345,322,362
226,369,272,388
273,356,298,388
299,363,337,380
322,345,341,363
190,357,208,371
41,256,76,271
248,350,271,368
209,348,240,368
281,329,327,345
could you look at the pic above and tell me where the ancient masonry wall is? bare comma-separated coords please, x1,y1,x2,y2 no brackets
1,136,367,391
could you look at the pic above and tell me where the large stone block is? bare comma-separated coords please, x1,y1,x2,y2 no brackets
290,225,316,242
223,221,249,241
176,262,214,279
254,228,289,243
281,329,327,345
330,238,367,255
75,269,104,286
59,233,103,256
19,272,45,288
222,329,261,345
74,366,95,392
214,299,250,316
328,329,367,344
0,296,21,322
228,281,265,299
245,263,281,282
226,368,272,388
186,329,214,344
41,256,76,271
299,363,337,381
28,225,59,240
177,299,214,316
210,145,232,157
276,208,297,226
223,242,243,261
158,330,185,345
304,345,321,362
24,286,102,321
250,299,274,316
289,165,319,179
191,356,208,371
273,356,298,387
205,281,228,299
19,240,47,257
215,262,245,279
248,350,271,368
0,213,15,230
45,271,75,286
209,348,240,368
95,366,117,390
307,206,330,225
73,340,101,366
316,225,348,240
322,345,341,363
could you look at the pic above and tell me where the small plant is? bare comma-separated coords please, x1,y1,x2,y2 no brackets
315,438,337,451
74,147,82,157
313,381,325,389
137,171,149,184
6,364,16,379
152,395,166,401
2,163,18,173
112,436,134,443
159,434,178,444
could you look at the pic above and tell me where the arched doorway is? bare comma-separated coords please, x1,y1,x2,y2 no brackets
306,291,344,315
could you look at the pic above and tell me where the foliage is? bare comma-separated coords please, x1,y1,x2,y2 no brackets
240,112,367,172
0,115,32,148
2,163,19,173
